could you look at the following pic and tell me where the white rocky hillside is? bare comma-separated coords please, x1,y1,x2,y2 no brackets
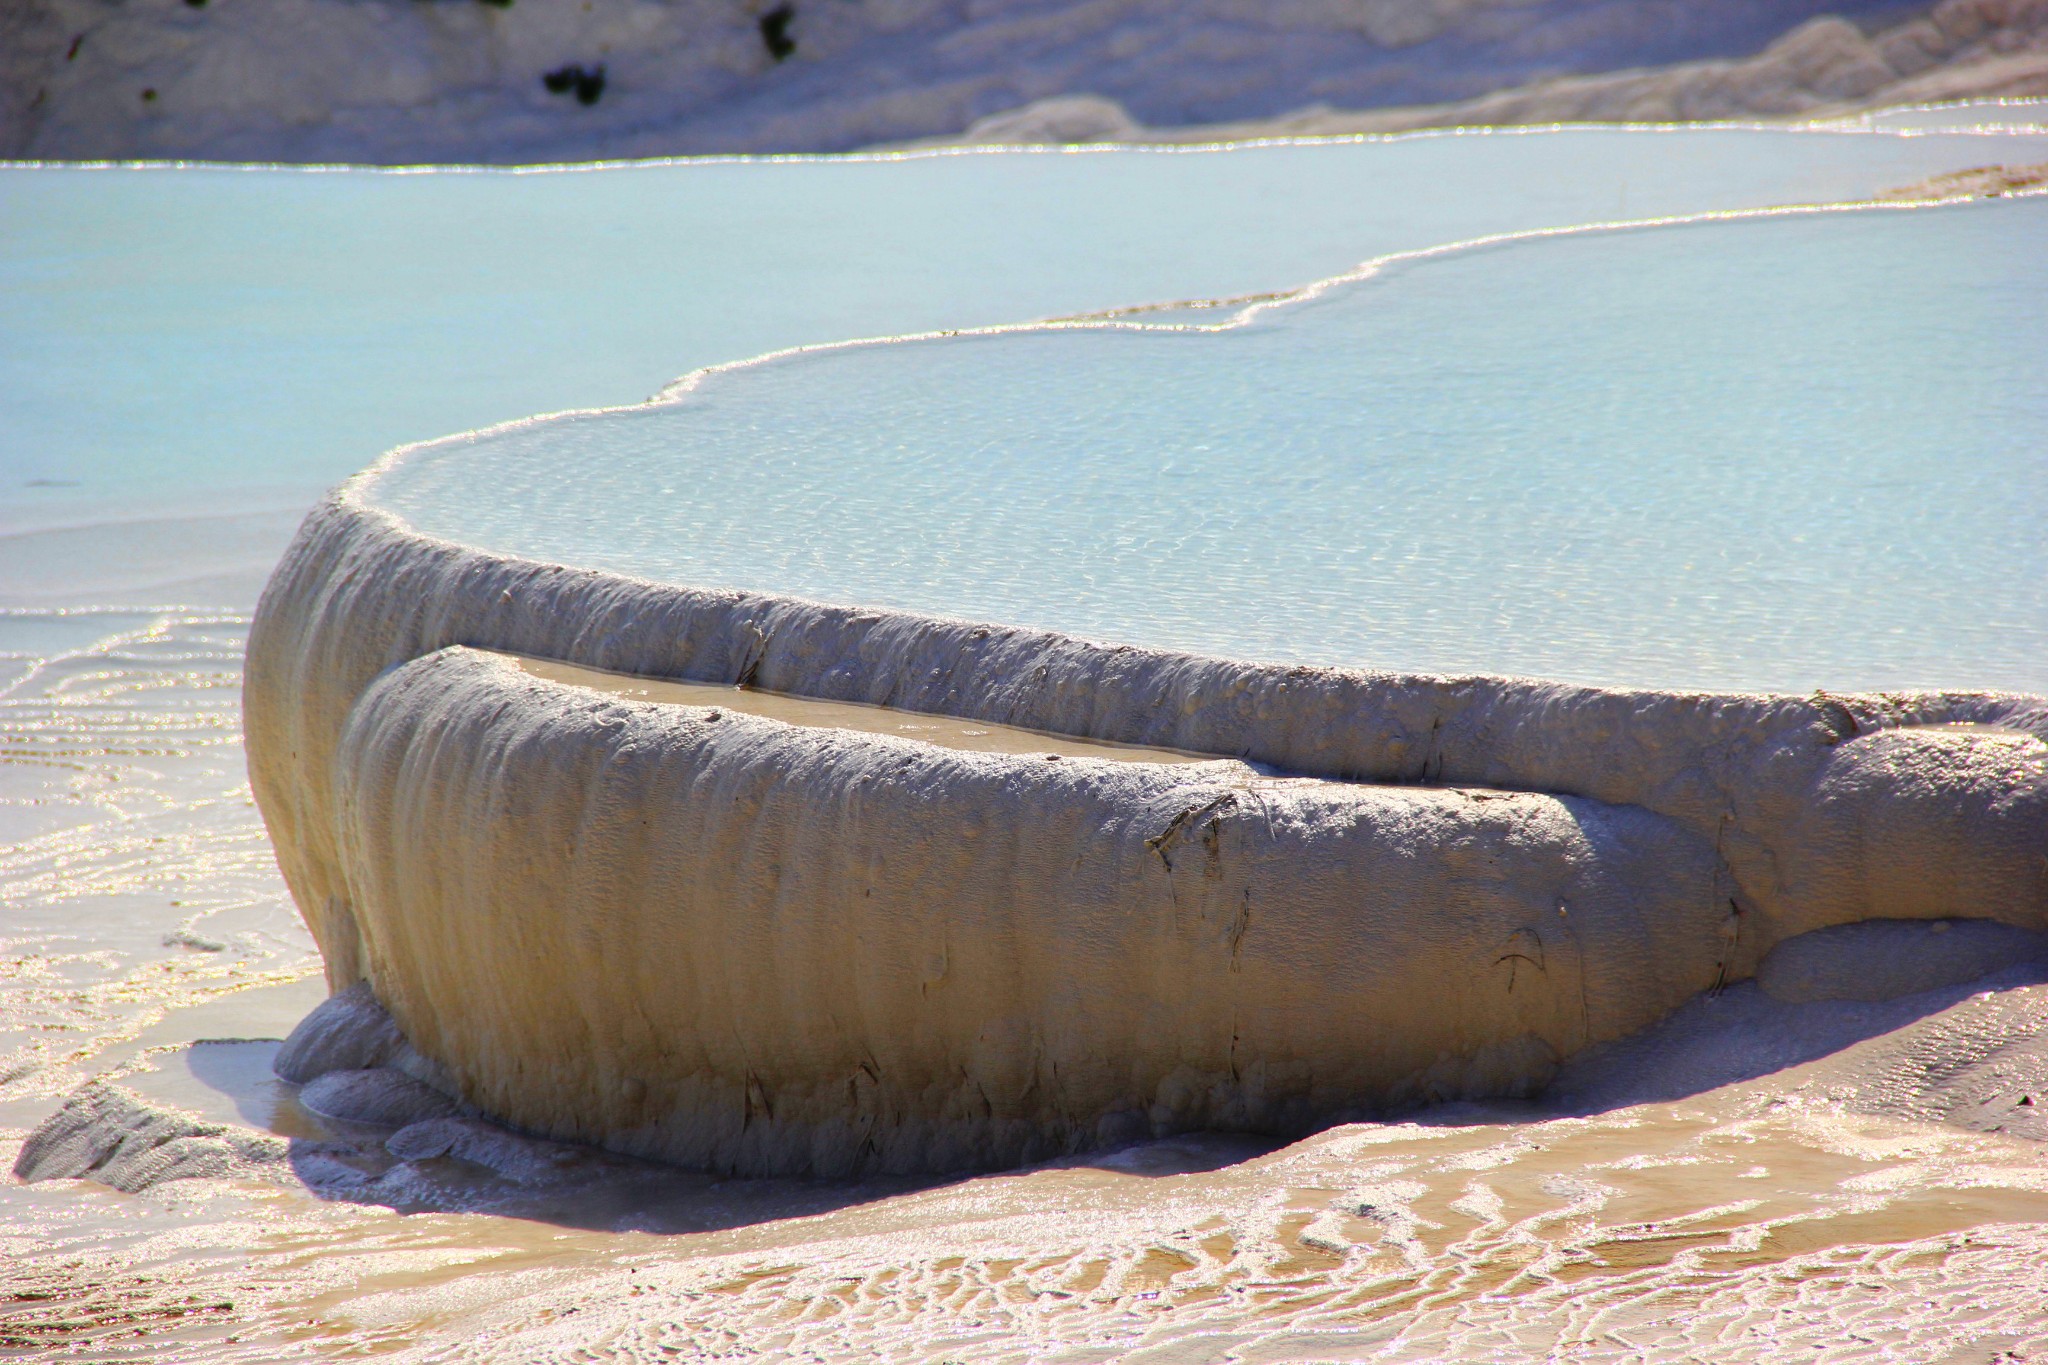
937,0,2048,144
8,0,2042,162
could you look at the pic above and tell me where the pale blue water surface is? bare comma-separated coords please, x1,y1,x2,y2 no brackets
375,196,2048,695
6,125,2045,540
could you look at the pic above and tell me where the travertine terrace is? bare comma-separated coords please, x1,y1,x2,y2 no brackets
244,483,2048,1176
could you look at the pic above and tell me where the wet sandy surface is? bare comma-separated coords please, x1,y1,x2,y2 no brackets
11,1003,2048,1362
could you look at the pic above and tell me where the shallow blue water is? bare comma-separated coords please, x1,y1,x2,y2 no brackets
376,196,2048,695
6,125,2045,538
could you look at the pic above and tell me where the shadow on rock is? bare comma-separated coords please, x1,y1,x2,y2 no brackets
21,917,2048,1231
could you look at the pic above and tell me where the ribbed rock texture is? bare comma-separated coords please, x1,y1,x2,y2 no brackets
243,487,2048,1175
12,1083,289,1192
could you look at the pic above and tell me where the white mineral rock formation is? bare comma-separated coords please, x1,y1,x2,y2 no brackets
8,0,2045,162
242,485,2048,1176
12,1083,290,1192
931,2,2048,147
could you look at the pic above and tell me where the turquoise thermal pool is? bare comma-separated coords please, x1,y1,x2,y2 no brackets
371,194,2048,695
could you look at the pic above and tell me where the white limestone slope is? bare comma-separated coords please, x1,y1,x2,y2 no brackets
923,5,2048,147
243,483,2048,1176
9,0,2045,162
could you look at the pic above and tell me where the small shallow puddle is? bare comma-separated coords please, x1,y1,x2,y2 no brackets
510,653,1228,766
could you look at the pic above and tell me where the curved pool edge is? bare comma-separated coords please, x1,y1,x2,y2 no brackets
244,486,2048,1175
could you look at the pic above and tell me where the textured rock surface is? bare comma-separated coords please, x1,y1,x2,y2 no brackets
933,1,2048,146
298,1067,463,1128
242,486,2048,1175
11,1083,288,1192
328,644,1726,1175
1757,918,2048,1003
4,0,2018,162
270,980,406,1083
12,1012,638,1198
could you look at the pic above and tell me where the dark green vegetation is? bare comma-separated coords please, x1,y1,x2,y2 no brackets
760,4,796,61
542,63,607,106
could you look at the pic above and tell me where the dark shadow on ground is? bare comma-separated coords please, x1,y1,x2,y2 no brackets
148,1040,1279,1235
